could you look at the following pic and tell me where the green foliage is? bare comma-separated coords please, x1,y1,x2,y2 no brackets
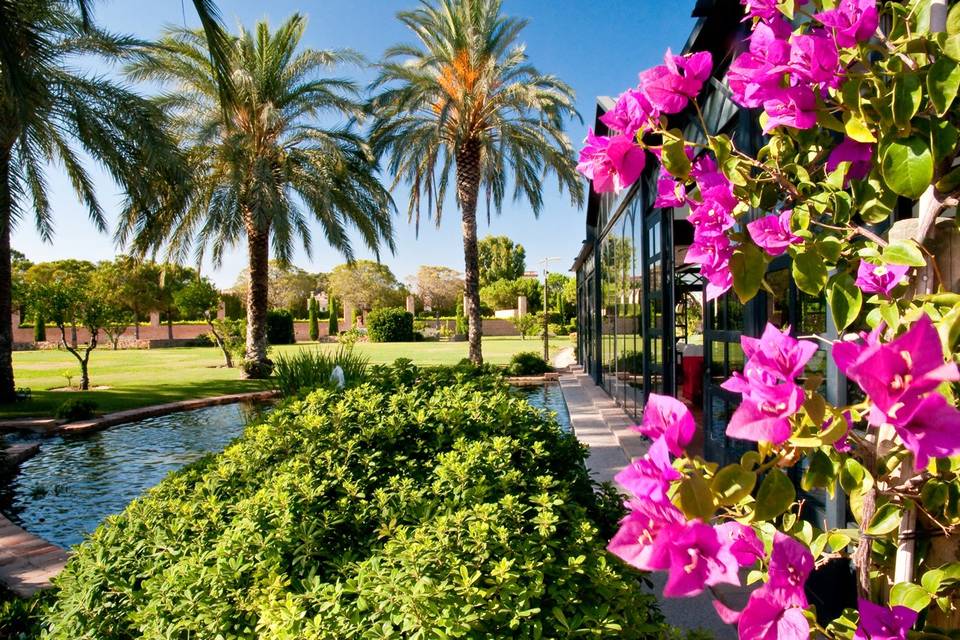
327,261,405,312
455,298,468,336
265,310,295,345
328,297,339,336
0,588,54,640
43,365,664,639
272,346,368,396
511,313,540,340
240,356,274,379
480,277,542,311
366,307,414,342
33,313,45,343
477,236,527,286
54,398,97,421
307,298,319,341
507,351,551,376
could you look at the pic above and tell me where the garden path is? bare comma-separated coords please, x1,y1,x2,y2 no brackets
0,513,68,597
558,372,739,640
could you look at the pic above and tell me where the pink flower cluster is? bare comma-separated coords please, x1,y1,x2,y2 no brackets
833,315,960,467
747,210,802,257
732,0,878,132
679,156,740,300
608,395,751,597
722,324,818,444
854,260,909,297
576,50,713,195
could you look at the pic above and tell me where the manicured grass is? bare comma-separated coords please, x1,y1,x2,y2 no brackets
2,337,565,419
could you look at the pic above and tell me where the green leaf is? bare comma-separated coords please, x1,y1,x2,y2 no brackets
731,244,766,303
892,73,923,128
712,464,757,506
930,120,959,163
866,502,903,536
662,131,691,180
922,569,944,595
752,470,795,522
792,250,829,295
882,240,927,267
678,470,717,520
880,136,934,199
949,3,960,36
943,34,960,63
927,56,960,116
828,532,852,552
827,272,863,333
857,177,896,224
937,165,960,193
840,458,871,494
844,114,876,143
801,450,836,492
890,582,932,612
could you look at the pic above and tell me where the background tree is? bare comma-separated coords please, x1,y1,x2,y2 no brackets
24,260,96,347
231,262,323,317
328,260,405,312
369,0,583,364
27,279,110,390
545,273,572,320
409,265,463,316
110,257,162,339
156,264,195,339
0,0,187,402
308,297,320,341
477,236,526,286
328,296,339,336
479,277,541,312
121,15,394,378
174,278,235,367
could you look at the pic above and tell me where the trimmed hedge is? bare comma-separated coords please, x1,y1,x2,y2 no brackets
42,364,665,638
366,306,414,342
266,309,295,345
508,351,552,376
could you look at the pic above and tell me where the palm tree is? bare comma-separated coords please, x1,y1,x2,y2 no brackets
120,15,395,377
368,0,583,364
0,0,186,402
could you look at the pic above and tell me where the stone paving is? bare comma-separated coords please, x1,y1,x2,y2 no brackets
558,372,738,640
0,514,68,597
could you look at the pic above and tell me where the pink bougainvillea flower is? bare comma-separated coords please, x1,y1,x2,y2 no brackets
636,393,696,456
765,532,813,606
685,235,735,301
826,137,873,183
855,261,910,297
607,498,685,571
640,50,713,114
728,20,792,108
577,130,646,194
724,383,803,444
832,315,960,431
823,411,853,452
893,393,960,468
652,520,741,597
600,88,658,139
614,437,680,503
740,0,780,22
716,522,764,567
787,32,842,87
853,598,917,640
816,0,879,48
689,200,737,235
737,589,811,640
655,172,687,207
740,324,819,382
747,210,802,257
762,85,818,132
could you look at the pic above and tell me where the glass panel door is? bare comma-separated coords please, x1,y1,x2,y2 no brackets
641,209,674,403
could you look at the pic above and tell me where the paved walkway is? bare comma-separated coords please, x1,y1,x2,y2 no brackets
558,372,737,640
0,514,68,597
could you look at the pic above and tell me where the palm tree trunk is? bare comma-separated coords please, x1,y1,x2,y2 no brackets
0,147,14,402
456,140,483,365
244,219,272,377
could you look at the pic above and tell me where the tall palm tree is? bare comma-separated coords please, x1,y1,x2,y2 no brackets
120,15,395,377
0,0,186,402
368,0,583,364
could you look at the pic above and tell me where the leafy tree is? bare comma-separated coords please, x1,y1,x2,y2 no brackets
477,236,526,286
27,279,112,390
409,265,463,316
120,15,395,378
308,297,320,341
0,0,187,402
328,296,339,336
231,262,322,317
24,260,96,346
105,257,163,339
510,313,539,340
546,273,572,319
369,0,583,364
328,261,405,312
155,264,195,339
174,278,235,367
479,277,541,312
33,312,46,342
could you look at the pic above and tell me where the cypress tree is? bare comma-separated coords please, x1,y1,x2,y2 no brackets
33,312,46,342
308,297,319,341
328,297,339,336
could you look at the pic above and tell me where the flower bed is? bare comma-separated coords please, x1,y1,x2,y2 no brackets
39,365,669,638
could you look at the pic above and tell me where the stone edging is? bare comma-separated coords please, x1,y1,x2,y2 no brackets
504,372,561,386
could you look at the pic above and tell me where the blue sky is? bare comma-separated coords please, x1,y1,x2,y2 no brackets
15,0,699,287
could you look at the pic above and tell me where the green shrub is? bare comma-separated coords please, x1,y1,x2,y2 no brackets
240,357,274,379
272,347,368,396
43,364,664,639
54,399,97,421
265,309,295,345
0,587,53,639
366,307,414,342
307,298,319,341
327,297,339,336
33,313,45,342
508,351,551,376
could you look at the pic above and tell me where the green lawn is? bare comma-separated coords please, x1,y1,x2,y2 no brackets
3,337,561,419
